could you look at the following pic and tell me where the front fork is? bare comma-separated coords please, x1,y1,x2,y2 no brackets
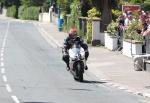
69,60,85,71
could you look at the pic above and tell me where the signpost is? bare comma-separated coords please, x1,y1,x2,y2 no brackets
122,5,141,12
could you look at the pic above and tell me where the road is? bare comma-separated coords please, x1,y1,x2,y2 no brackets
0,18,149,103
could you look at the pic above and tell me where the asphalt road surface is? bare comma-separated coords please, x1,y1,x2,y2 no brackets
0,18,149,103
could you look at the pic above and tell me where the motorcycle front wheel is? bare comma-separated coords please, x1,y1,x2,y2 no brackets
76,62,83,82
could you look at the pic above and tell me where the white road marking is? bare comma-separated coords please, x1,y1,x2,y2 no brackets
1,62,4,67
33,23,60,48
11,95,20,103
1,68,5,74
1,53,4,57
6,84,12,93
2,75,7,82
0,22,21,102
1,57,4,61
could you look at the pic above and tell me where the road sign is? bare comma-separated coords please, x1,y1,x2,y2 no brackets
122,5,141,12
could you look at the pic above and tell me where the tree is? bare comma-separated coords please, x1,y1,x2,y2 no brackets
80,0,119,32
2,0,20,7
20,0,46,6
128,0,144,3
42,0,52,12
57,0,74,13
80,0,92,16
88,0,119,32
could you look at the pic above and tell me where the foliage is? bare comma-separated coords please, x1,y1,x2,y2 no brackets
112,9,122,21
57,0,73,14
142,2,150,11
81,0,91,17
132,10,140,18
18,5,26,19
118,0,129,5
124,19,144,42
86,19,92,44
62,0,80,32
86,7,100,44
0,0,5,4
129,0,144,4
6,5,17,18
42,0,51,12
3,0,20,7
107,20,118,36
19,6,40,20
62,0,81,35
20,0,45,6
87,7,100,18
69,0,80,28
61,13,68,32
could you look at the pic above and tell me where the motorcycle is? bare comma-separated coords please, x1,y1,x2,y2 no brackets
68,40,85,82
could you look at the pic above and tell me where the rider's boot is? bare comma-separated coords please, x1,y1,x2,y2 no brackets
66,64,70,71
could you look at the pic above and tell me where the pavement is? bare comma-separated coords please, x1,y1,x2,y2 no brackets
36,21,150,99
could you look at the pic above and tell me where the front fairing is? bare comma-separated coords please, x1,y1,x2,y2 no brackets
69,47,85,60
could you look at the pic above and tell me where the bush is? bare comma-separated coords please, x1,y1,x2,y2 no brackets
18,5,26,19
62,1,80,33
42,0,51,12
87,7,100,18
124,19,144,42
69,0,80,28
6,5,17,18
107,20,118,36
112,9,122,21
142,2,150,11
19,6,40,20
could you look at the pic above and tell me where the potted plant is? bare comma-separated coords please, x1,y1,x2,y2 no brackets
105,20,118,51
123,19,144,57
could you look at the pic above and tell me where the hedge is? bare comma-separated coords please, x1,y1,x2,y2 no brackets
6,5,17,18
18,6,40,20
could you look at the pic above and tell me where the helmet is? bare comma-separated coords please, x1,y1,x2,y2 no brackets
69,28,77,39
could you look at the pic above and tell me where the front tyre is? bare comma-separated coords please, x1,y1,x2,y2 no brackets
76,62,84,82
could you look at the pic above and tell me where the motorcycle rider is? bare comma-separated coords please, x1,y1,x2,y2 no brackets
62,27,89,71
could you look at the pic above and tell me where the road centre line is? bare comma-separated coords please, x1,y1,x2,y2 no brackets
1,57,4,61
1,68,5,74
11,95,20,103
2,75,7,82
1,53,4,57
0,22,20,102
1,62,4,67
6,84,12,93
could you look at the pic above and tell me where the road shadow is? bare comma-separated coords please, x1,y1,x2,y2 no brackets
23,102,55,103
68,88,93,91
82,80,107,84
145,86,150,89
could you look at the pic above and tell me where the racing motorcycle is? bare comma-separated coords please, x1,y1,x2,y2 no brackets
68,40,85,82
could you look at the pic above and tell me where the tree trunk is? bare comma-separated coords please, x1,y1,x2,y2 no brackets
100,0,112,32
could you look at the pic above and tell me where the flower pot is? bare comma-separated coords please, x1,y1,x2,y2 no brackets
123,39,143,58
105,32,118,51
